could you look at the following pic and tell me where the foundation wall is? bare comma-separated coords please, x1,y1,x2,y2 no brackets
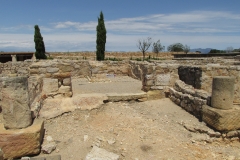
0,58,240,103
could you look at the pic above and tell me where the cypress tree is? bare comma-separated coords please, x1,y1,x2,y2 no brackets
96,11,107,61
34,25,47,59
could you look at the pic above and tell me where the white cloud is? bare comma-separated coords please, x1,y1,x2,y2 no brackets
1,10,240,51
50,10,240,35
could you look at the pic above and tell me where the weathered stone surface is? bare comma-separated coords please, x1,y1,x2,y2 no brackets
30,155,61,160
73,94,108,110
211,76,235,110
29,69,39,74
226,131,239,138
0,148,3,160
40,97,74,119
58,86,71,96
41,142,56,154
0,76,32,129
58,64,73,72
0,119,44,159
169,86,206,119
52,72,71,79
106,93,147,102
63,78,71,86
46,67,59,73
155,73,170,86
202,105,240,131
85,146,119,160
28,76,43,106
42,78,59,94
147,90,166,100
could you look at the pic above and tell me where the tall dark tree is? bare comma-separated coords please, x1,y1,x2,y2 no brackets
96,11,107,61
34,25,46,59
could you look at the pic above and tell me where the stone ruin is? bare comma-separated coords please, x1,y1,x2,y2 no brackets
0,55,239,159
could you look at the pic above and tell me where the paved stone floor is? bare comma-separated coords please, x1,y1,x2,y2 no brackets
71,76,144,95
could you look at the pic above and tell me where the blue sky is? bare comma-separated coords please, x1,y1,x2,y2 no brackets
0,0,240,52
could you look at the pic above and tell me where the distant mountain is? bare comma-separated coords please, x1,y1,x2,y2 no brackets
190,48,212,54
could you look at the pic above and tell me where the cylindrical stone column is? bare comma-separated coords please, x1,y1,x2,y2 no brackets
211,76,235,110
0,76,32,129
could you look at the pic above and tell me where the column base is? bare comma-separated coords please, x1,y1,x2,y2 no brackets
0,119,44,159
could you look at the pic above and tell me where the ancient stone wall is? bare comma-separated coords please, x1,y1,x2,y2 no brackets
129,61,179,91
0,61,33,76
178,66,202,89
169,80,210,119
89,60,130,78
0,58,240,102
49,51,181,60
178,65,240,103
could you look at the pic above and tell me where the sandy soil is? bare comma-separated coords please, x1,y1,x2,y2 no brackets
38,98,240,160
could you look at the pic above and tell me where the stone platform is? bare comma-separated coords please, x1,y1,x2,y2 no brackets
202,105,240,131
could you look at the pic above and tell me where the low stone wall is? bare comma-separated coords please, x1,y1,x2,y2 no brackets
0,58,240,102
0,61,33,76
89,60,130,77
169,80,210,119
29,60,91,78
169,79,240,132
49,51,181,60
178,65,240,103
129,61,179,91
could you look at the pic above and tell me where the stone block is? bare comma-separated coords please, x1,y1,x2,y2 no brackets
63,78,71,86
41,142,56,154
46,67,59,73
85,146,119,160
147,90,166,100
42,78,59,94
107,93,147,102
202,105,240,131
29,69,39,74
52,72,71,79
28,76,43,106
155,73,170,86
58,86,71,94
0,76,32,129
73,94,108,111
40,97,75,119
0,119,44,160
59,65,73,72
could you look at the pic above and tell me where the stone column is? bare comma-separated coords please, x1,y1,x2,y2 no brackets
11,55,17,62
211,76,235,110
0,76,32,129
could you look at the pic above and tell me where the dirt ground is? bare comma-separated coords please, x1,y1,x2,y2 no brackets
39,98,240,160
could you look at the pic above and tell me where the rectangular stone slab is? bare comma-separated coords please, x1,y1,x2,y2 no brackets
0,119,44,159
202,105,240,131
0,76,32,129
